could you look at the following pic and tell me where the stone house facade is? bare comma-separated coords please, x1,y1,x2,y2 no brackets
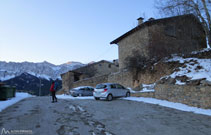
61,60,119,92
110,14,206,70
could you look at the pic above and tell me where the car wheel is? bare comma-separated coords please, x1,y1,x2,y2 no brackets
107,94,113,101
126,92,130,97
95,97,100,100
78,94,82,97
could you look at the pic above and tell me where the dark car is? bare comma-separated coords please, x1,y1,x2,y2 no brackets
69,86,94,97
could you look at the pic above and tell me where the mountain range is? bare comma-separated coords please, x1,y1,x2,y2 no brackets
0,61,85,96
0,61,85,81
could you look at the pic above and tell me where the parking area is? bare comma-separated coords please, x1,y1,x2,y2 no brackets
0,97,211,135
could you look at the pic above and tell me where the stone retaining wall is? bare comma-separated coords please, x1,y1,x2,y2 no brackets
71,70,134,90
108,70,134,88
72,74,109,89
155,84,211,109
131,92,155,98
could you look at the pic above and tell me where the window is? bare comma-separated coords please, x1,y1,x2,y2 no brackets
74,74,80,82
116,84,124,89
96,84,107,89
110,84,116,89
79,88,85,90
108,64,111,68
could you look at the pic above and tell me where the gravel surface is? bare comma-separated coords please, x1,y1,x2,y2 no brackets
0,97,211,135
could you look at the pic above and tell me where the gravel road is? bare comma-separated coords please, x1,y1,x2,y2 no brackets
0,97,211,135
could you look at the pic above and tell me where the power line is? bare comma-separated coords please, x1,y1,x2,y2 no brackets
94,45,115,62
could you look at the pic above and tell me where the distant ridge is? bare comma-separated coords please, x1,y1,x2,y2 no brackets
0,61,85,81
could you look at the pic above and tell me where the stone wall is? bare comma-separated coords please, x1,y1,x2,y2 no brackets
108,70,134,88
155,84,211,109
148,17,206,59
132,61,179,88
61,71,74,92
131,92,155,98
118,27,150,70
71,74,109,90
71,70,135,90
74,61,119,78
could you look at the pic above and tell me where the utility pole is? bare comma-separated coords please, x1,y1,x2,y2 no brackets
39,78,41,96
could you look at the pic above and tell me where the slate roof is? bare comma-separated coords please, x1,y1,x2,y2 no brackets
110,14,199,44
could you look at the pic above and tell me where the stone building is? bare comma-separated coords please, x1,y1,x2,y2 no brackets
110,14,206,70
61,60,119,92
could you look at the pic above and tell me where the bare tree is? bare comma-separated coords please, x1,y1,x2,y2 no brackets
155,0,211,48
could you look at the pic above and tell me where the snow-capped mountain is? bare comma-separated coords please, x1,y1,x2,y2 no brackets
0,61,85,81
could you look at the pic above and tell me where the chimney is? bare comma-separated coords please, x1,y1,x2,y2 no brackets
148,17,155,21
137,17,144,25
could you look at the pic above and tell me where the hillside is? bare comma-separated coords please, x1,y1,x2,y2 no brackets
133,48,211,91
159,48,211,85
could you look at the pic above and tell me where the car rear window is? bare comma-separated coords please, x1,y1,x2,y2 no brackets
96,84,107,89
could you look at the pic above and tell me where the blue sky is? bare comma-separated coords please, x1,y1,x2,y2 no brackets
0,0,157,65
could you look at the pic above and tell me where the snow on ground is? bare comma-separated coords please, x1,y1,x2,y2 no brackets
128,83,155,93
166,56,211,83
123,97,211,116
57,94,94,100
141,83,155,92
191,48,211,54
175,80,186,85
0,92,33,112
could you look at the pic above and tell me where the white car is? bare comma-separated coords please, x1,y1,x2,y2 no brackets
93,83,130,101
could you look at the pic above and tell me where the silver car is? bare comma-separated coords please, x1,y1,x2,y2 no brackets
93,83,130,101
70,86,94,97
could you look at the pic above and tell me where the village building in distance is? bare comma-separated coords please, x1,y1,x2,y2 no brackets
61,60,119,92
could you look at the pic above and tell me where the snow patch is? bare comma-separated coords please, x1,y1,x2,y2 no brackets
123,97,211,116
57,94,94,100
141,83,155,92
167,57,211,81
191,48,211,54
0,75,16,81
175,80,186,85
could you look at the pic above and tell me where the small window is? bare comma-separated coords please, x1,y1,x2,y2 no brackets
108,64,111,68
99,64,102,66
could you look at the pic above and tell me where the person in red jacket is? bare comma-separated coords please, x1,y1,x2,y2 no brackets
50,81,57,103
